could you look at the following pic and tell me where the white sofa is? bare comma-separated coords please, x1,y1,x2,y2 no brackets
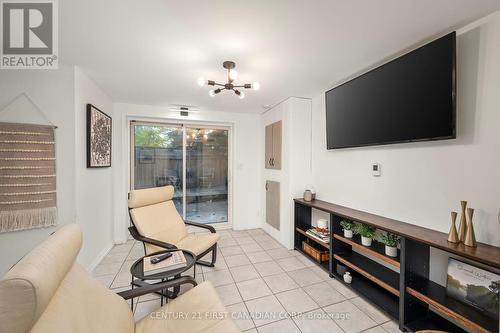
0,224,240,333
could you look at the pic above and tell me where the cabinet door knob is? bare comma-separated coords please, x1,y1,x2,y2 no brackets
271,158,274,166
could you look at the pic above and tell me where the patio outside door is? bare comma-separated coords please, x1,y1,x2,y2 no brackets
131,122,230,225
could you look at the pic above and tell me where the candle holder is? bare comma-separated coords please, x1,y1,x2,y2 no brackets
447,211,459,243
457,201,467,242
464,208,477,247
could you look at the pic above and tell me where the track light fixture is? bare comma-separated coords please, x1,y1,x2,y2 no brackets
198,61,260,99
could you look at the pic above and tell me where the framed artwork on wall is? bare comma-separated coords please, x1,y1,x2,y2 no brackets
87,104,112,168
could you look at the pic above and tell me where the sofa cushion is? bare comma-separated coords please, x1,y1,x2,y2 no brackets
135,281,240,333
31,264,134,333
0,224,82,333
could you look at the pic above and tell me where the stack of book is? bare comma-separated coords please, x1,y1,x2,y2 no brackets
306,228,330,243
143,251,187,276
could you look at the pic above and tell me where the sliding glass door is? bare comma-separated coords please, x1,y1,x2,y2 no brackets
185,128,228,224
131,122,229,224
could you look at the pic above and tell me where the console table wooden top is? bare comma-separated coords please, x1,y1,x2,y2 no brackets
294,198,500,269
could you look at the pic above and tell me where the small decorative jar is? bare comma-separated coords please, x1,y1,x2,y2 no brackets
343,271,352,284
304,190,313,202
317,219,328,230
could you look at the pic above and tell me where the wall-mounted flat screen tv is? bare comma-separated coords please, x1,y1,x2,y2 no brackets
326,32,456,149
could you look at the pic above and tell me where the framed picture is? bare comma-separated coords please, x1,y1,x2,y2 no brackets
87,104,112,168
138,147,155,164
446,258,500,319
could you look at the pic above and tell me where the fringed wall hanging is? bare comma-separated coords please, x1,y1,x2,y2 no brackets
0,122,57,233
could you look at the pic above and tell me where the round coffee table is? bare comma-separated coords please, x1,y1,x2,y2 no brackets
129,249,197,309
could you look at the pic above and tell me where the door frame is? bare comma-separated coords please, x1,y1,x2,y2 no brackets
128,118,233,229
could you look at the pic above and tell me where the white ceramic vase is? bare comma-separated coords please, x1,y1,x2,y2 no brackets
385,245,397,257
343,272,352,284
361,236,372,246
344,229,353,238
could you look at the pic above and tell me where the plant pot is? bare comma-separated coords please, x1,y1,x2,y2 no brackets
385,245,398,257
343,229,353,238
361,236,372,246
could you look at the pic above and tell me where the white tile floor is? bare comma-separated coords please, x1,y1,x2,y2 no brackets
92,228,402,333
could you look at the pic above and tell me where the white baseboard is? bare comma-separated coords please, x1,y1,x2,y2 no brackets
86,243,113,272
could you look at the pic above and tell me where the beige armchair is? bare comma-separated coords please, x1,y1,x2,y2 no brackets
128,186,219,267
0,224,240,333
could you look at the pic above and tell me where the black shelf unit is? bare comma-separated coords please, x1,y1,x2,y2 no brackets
334,251,400,296
404,311,469,333
294,198,500,333
295,225,330,250
333,233,400,267
294,245,330,273
406,278,497,333
332,269,400,319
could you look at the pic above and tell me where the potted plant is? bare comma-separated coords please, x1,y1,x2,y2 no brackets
354,224,376,246
380,233,400,257
340,220,354,238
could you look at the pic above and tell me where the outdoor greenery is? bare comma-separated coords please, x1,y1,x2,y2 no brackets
354,224,376,238
340,219,354,231
379,232,400,247
134,126,180,147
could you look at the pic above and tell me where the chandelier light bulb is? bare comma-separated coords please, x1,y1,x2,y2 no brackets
229,69,238,81
209,89,216,97
197,77,206,86
252,82,260,91
239,91,245,99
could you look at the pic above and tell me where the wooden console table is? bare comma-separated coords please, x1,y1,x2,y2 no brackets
294,198,500,333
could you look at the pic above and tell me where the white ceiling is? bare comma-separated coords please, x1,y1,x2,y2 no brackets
61,0,500,113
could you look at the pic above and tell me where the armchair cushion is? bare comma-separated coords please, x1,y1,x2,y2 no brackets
176,233,220,256
128,185,219,257
135,281,240,333
130,201,187,251
129,186,174,209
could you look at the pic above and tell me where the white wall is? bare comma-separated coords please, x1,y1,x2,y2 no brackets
0,65,76,275
74,67,115,270
0,66,116,275
310,12,500,283
112,103,262,243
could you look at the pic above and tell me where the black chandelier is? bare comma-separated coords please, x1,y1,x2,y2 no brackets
197,61,260,99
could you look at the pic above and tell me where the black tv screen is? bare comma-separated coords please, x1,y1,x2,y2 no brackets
326,32,456,149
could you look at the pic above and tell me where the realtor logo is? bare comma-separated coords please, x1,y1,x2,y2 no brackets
1,0,58,69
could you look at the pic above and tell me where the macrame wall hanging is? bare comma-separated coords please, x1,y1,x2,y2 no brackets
0,122,57,232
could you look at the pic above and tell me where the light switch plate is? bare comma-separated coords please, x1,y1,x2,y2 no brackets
372,163,381,177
